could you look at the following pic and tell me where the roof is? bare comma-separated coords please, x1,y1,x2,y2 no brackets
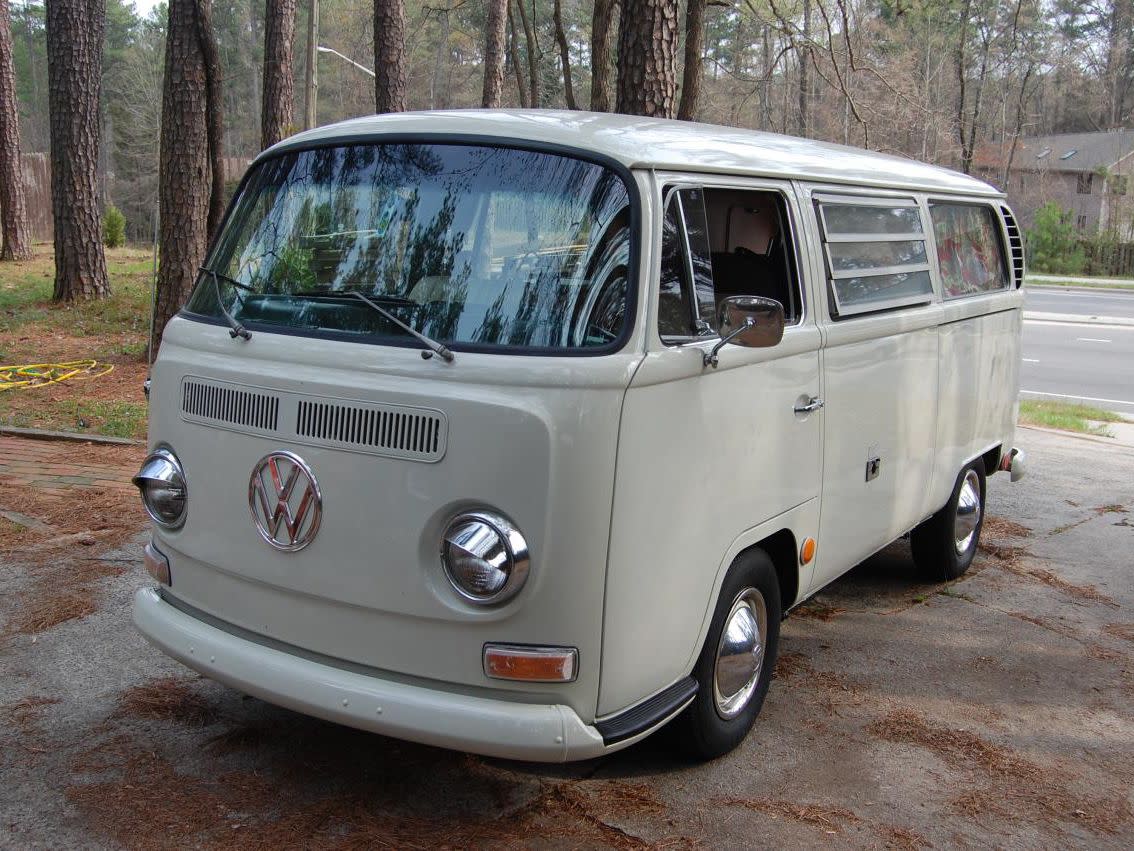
973,128,1134,173
263,109,1000,197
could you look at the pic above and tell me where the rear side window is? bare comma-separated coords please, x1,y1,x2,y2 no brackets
929,203,1010,298
816,196,933,317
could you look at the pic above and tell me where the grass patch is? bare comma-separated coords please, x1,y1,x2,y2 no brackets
1019,399,1127,435
1026,277,1134,290
0,247,153,337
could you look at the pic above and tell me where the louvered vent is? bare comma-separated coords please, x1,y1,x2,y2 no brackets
181,378,279,432
1001,205,1025,288
296,399,446,461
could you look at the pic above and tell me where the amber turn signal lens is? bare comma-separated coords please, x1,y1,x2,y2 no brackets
143,541,171,585
483,644,578,683
800,537,817,565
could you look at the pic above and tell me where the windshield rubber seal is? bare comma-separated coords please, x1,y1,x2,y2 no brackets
179,133,642,358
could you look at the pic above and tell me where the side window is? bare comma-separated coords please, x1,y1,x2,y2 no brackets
658,188,715,341
816,197,933,317
929,203,1010,298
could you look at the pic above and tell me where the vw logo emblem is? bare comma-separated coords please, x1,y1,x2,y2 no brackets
248,451,322,552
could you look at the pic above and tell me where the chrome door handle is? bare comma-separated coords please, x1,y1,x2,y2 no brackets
794,397,824,414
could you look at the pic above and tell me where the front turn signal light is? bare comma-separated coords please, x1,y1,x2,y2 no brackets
483,644,578,683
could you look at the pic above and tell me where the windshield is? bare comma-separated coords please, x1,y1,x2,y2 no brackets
185,143,635,352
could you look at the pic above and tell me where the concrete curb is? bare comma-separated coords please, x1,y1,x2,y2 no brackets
1017,423,1134,452
1022,311,1134,327
0,425,143,446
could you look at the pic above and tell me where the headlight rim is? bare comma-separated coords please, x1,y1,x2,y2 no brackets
132,445,188,530
440,509,530,606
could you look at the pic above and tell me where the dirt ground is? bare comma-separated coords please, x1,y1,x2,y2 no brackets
1,425,1132,849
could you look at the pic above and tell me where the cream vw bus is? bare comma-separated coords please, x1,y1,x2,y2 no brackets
132,110,1026,761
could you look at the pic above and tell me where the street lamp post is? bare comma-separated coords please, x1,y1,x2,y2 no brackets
317,45,376,79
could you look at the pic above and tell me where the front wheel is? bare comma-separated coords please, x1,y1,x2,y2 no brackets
911,458,986,581
674,549,781,761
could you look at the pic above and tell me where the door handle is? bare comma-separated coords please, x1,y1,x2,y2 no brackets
794,396,824,414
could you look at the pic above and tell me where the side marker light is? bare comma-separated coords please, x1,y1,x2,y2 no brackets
483,644,578,683
800,537,817,565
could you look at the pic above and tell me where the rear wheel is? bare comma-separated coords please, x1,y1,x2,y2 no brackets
911,458,986,581
674,549,781,760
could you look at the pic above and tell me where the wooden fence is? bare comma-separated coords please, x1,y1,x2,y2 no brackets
1080,240,1134,277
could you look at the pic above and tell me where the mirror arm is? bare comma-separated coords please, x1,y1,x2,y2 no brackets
703,317,755,368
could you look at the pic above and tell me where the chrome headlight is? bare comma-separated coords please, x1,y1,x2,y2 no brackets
132,447,187,529
441,510,530,605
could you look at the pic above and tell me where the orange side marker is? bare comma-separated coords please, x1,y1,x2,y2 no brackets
800,537,817,565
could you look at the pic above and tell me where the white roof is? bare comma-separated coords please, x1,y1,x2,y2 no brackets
266,109,1001,197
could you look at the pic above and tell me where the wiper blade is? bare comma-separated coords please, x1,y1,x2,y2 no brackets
199,267,251,341
345,291,454,363
199,266,254,292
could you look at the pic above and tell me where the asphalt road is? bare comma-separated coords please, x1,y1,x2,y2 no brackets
1023,287,1134,414
1025,286,1134,320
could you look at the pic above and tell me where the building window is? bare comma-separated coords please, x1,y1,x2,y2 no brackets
1077,173,1094,194
1110,175,1129,196
1076,214,1088,230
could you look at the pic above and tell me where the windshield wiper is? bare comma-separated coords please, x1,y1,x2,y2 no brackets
278,290,454,363
199,267,252,341
346,291,454,362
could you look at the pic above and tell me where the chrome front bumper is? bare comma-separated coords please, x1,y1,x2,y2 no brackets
132,587,608,761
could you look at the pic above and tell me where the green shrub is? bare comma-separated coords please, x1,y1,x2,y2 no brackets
104,204,127,248
1026,202,1084,274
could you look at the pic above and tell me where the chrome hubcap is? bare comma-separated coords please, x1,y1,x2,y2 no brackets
953,469,982,555
713,588,767,720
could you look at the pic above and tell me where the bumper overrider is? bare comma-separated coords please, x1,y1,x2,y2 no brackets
134,587,620,761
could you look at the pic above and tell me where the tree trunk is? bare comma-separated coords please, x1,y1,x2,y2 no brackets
552,0,576,109
432,6,450,108
482,0,507,107
0,0,31,260
46,0,109,300
515,0,539,107
261,0,297,149
507,2,529,107
676,0,704,120
590,0,616,111
154,0,219,350
797,0,810,137
615,0,679,118
374,0,406,113
195,0,225,240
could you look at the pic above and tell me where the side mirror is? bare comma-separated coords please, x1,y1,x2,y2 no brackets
704,296,785,367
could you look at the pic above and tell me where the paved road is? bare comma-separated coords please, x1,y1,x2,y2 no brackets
1022,319,1134,414
1025,286,1134,320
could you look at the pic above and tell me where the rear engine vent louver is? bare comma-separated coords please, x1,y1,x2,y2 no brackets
1001,206,1025,289
296,399,446,461
182,379,279,432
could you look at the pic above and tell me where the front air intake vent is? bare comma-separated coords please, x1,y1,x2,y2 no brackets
182,378,279,432
1001,205,1025,288
296,400,446,461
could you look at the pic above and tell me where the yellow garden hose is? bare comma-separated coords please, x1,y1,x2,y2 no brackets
0,360,115,391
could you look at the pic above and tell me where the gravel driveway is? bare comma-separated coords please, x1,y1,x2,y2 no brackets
2,426,1132,849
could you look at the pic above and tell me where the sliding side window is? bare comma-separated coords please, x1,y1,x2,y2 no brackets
929,203,1010,298
816,196,933,317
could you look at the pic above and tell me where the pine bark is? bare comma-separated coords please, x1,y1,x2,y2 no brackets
589,0,616,111
0,0,31,260
261,0,297,149
676,0,704,121
482,0,507,107
196,0,225,239
154,0,220,350
515,0,539,107
374,0,406,113
615,0,678,118
552,0,576,109
507,3,529,107
46,0,109,300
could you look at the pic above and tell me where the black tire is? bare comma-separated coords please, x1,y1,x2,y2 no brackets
674,549,781,761
911,458,986,581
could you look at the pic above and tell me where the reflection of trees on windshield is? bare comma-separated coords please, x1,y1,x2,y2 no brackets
188,143,633,350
